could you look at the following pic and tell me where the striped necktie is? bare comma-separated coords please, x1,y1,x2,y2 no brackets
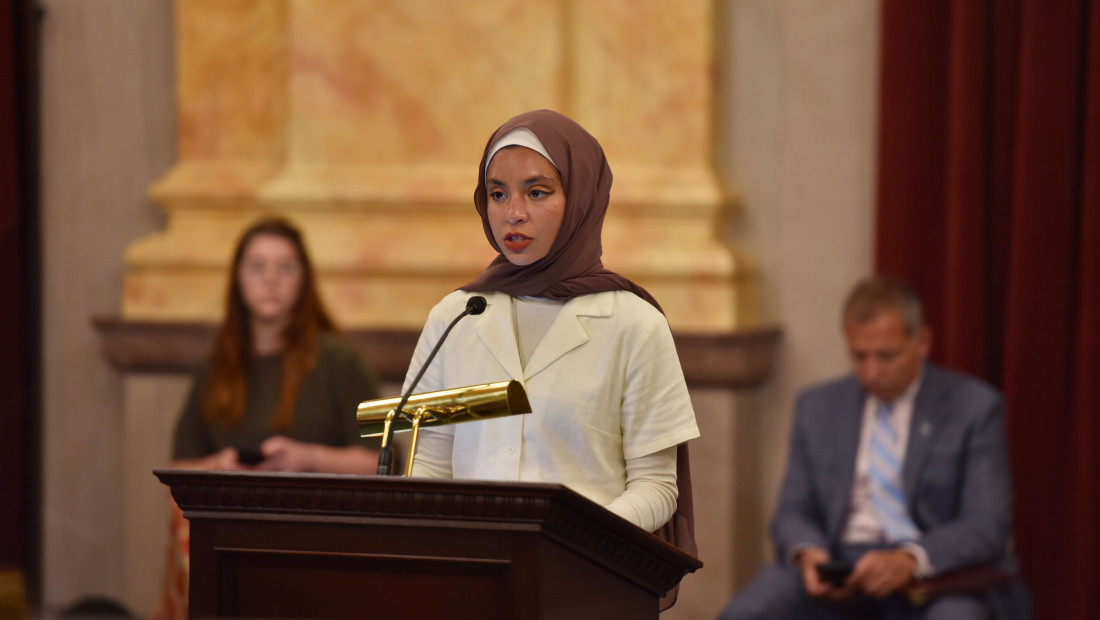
868,402,921,543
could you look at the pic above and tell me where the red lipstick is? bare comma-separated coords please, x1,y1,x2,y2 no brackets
502,233,532,252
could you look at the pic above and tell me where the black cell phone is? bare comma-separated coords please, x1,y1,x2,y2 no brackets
235,446,266,465
816,561,853,587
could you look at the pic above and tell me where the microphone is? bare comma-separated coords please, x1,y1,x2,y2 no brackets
376,295,487,475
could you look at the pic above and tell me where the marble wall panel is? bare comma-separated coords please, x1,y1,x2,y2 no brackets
177,0,288,161
124,0,755,333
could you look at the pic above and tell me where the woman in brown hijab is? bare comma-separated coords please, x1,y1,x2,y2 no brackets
405,110,699,562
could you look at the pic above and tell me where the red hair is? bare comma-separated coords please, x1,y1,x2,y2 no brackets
202,217,337,431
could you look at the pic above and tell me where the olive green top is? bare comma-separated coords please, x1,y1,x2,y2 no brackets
172,334,381,459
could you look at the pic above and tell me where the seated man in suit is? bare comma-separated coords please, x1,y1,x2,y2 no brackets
719,275,1028,620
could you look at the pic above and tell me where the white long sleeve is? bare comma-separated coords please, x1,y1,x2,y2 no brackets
605,446,678,532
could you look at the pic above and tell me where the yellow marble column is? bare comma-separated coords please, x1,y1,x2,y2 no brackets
125,0,759,332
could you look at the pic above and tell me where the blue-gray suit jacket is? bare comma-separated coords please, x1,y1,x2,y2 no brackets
771,362,1027,615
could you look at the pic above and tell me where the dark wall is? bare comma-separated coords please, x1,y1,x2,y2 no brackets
0,0,40,603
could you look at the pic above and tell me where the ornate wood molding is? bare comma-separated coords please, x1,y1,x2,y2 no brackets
94,317,780,388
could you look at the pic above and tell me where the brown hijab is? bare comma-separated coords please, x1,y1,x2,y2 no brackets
460,109,661,311
461,111,698,597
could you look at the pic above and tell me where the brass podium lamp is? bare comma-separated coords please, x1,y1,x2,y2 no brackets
357,380,532,476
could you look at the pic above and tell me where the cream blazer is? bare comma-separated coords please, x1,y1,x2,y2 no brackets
407,289,699,508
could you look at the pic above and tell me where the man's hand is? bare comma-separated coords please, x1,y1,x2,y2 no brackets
849,548,916,597
797,548,855,601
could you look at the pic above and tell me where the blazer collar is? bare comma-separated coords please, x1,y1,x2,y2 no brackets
473,291,613,381
902,362,949,496
473,292,523,380
828,377,866,540
524,293,612,379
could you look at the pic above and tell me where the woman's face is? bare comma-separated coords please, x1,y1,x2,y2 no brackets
486,146,566,266
237,233,304,325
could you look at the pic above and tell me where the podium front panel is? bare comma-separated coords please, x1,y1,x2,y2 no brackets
189,517,653,619
215,548,510,618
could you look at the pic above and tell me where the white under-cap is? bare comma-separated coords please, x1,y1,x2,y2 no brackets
484,127,559,178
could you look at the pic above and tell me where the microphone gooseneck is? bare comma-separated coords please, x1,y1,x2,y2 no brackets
376,295,487,475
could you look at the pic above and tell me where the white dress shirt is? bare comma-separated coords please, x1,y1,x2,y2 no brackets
841,372,933,576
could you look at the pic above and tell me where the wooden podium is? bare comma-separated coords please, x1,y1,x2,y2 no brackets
155,470,702,619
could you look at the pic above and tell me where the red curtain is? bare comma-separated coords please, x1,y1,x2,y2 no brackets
876,1,1099,618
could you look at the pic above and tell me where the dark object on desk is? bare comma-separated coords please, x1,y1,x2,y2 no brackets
902,564,1019,606
235,444,266,466
816,561,853,587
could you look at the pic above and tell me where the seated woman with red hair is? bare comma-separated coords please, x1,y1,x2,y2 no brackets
154,217,381,619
